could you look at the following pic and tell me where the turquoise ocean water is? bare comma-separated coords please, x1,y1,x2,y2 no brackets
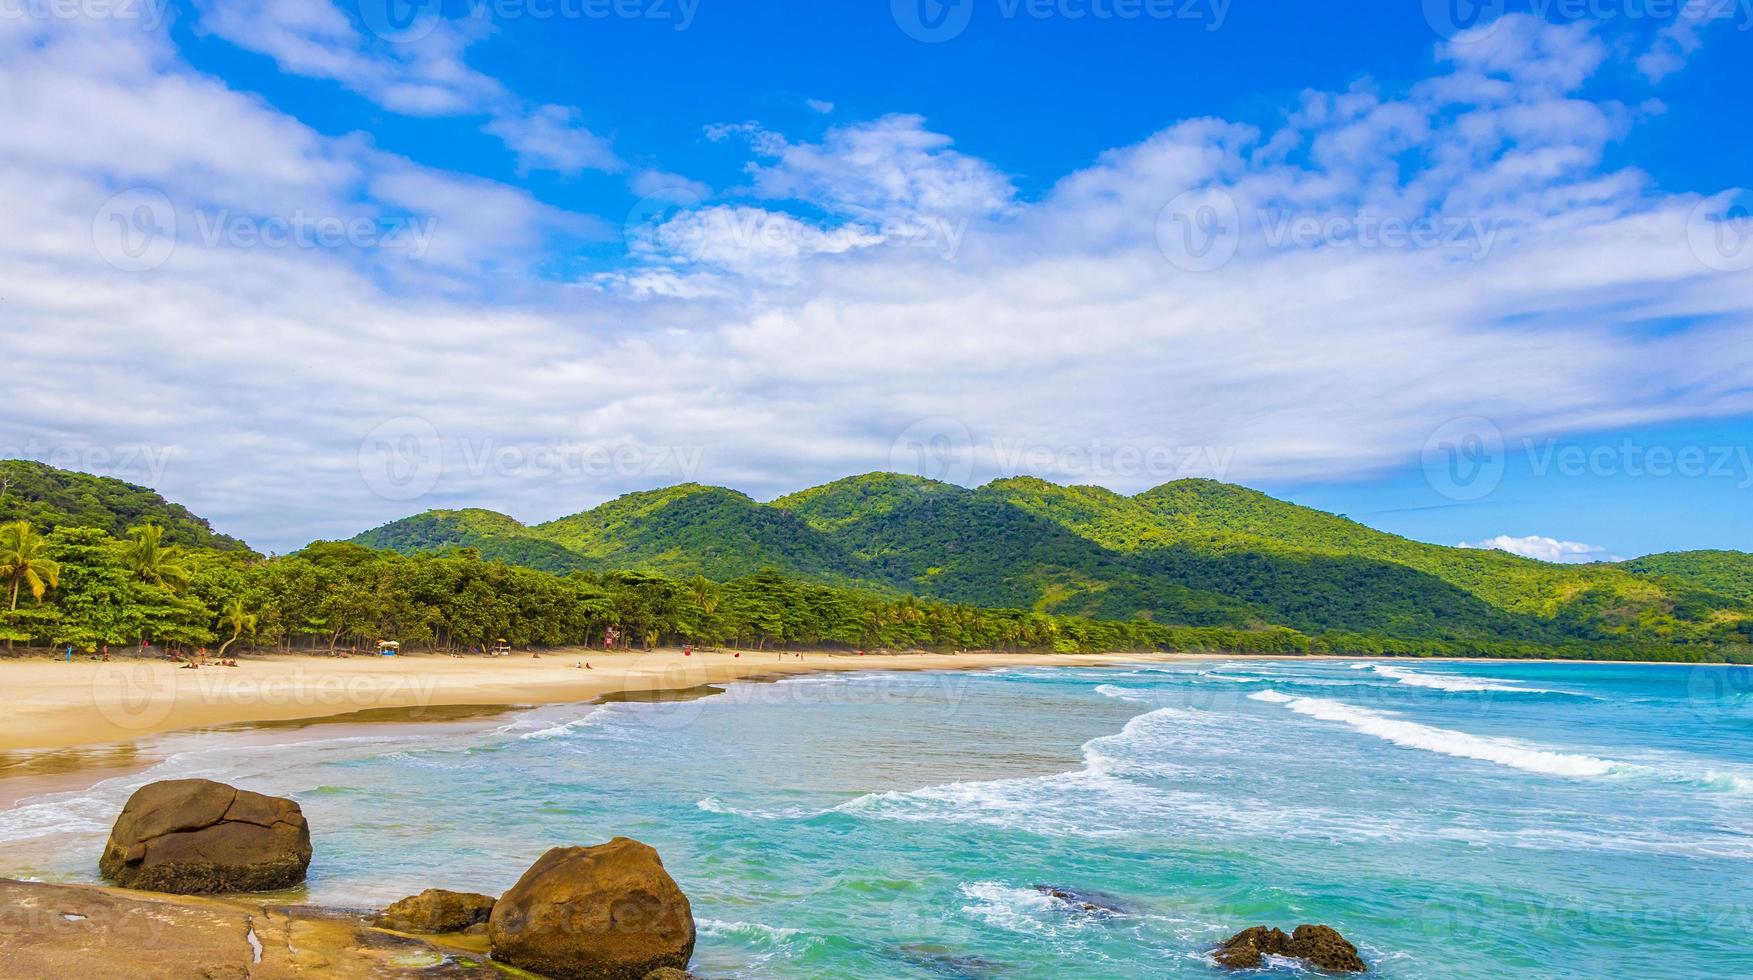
5,659,1753,977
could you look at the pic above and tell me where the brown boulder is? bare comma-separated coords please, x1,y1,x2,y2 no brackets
98,779,311,894
1289,924,1368,972
642,971,695,980
1213,926,1291,969
374,888,496,934
1214,923,1366,972
488,837,695,980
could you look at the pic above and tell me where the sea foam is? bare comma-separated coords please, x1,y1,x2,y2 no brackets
1247,689,1621,777
1367,663,1570,695
959,881,1096,936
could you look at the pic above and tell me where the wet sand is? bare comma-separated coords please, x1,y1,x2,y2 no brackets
0,647,1189,758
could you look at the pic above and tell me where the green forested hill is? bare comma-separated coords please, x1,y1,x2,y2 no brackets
1122,479,1743,642
353,485,890,587
777,473,1256,626
349,471,1751,651
1620,550,1753,604
0,460,252,552
782,475,1557,643
351,509,591,573
8,459,1747,660
532,484,889,587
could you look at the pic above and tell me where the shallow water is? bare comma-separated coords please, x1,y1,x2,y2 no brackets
5,659,1753,977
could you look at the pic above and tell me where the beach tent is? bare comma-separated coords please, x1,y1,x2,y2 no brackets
377,640,400,656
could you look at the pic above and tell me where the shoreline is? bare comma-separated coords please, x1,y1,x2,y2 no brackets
4,646,1737,753
1,648,1739,800
0,646,1196,762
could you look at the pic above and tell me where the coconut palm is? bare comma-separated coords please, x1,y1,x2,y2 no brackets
0,521,60,649
216,597,257,657
689,575,720,617
122,524,191,591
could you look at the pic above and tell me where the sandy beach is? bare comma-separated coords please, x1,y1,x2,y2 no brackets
0,648,1190,755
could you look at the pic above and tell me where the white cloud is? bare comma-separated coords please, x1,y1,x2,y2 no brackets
1459,536,1622,564
193,0,618,171
1444,15,1605,92
732,114,1016,227
806,98,835,114
655,114,1013,266
5,12,1753,556
631,169,712,199
1637,4,1736,81
194,0,501,115
635,205,884,269
485,105,620,174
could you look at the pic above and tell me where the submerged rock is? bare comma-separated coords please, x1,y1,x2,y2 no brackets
895,942,1008,977
375,888,497,934
488,836,695,980
1214,923,1367,972
1031,884,1133,915
98,778,311,894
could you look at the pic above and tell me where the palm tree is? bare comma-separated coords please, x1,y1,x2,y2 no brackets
216,597,257,657
689,575,720,617
122,524,191,591
687,575,720,643
0,521,60,650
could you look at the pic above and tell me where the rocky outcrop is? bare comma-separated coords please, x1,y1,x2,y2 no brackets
488,837,695,980
1214,924,1367,972
375,888,496,934
1213,926,1290,969
98,779,311,894
1289,924,1370,972
1032,884,1132,915
641,970,696,980
0,879,500,978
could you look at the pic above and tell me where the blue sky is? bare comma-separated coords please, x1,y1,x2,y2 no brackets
3,0,1750,557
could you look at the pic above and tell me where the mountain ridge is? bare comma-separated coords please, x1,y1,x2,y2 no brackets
348,471,1753,649
0,460,253,553
2,459,1745,654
